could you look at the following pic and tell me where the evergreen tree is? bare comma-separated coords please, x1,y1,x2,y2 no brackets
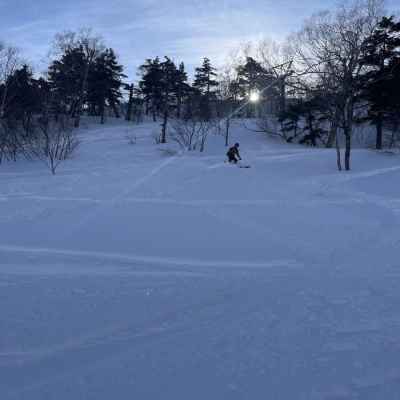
2,65,39,124
125,83,135,121
158,57,181,143
279,89,330,146
0,65,49,162
175,62,190,118
87,48,125,124
193,58,218,120
139,57,190,128
236,57,276,117
193,58,218,95
236,57,266,97
138,57,164,121
360,16,400,149
48,46,86,118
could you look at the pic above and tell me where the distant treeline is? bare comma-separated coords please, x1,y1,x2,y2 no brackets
0,0,399,172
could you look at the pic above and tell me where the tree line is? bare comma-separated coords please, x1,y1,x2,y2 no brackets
0,0,399,173
218,1,400,170
0,29,127,173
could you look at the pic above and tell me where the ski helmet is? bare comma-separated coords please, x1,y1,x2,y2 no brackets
235,143,240,147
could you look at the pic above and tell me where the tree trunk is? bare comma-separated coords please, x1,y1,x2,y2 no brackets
161,109,168,144
112,102,120,118
225,118,230,147
308,113,317,146
74,61,91,128
177,92,182,119
74,107,81,128
344,130,351,171
126,85,134,121
279,78,286,115
344,101,354,171
335,130,342,171
376,113,383,150
326,118,338,149
0,84,9,119
100,103,105,125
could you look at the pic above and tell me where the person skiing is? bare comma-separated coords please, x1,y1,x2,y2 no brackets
227,143,242,164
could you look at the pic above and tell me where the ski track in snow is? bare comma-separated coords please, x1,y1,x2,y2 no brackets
2,281,268,399
0,244,301,270
57,154,179,242
1,192,400,212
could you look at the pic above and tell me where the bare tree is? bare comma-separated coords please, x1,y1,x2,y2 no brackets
0,118,20,163
29,115,79,175
291,0,385,170
216,73,240,146
170,118,213,152
256,38,295,114
225,39,295,115
0,44,21,119
255,113,285,140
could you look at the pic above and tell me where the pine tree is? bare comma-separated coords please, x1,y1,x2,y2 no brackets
125,83,135,121
360,16,400,149
2,65,39,124
279,94,328,146
138,57,164,121
193,58,218,120
193,58,218,95
139,57,189,129
175,62,190,118
48,46,86,118
236,57,266,96
87,48,125,124
158,57,181,143
236,57,275,117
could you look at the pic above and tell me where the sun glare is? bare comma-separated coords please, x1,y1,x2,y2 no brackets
249,91,260,103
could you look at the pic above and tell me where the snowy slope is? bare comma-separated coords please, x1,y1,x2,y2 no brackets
1,119,400,399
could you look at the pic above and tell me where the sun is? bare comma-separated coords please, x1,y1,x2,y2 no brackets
249,91,260,103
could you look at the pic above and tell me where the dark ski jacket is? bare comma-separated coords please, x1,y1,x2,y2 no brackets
227,146,241,159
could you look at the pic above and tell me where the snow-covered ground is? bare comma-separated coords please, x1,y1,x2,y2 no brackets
1,119,400,399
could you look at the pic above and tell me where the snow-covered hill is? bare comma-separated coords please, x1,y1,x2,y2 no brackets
1,119,400,399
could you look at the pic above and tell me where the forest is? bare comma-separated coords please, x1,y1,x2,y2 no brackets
0,0,399,173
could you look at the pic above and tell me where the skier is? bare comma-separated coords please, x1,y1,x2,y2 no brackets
227,143,242,164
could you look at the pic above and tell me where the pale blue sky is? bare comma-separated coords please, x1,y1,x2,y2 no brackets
0,0,398,78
